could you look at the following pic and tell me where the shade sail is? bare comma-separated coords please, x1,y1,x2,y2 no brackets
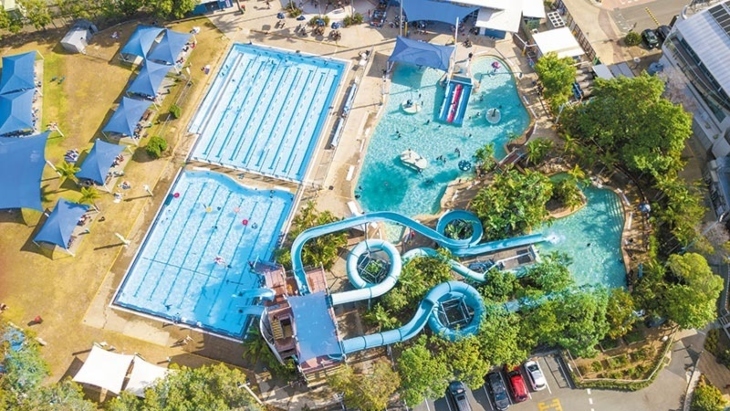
128,60,171,97
120,25,164,59
0,89,34,135
34,199,89,249
0,132,48,210
388,36,455,71
289,292,342,363
125,356,171,397
76,139,124,184
0,51,36,94
103,97,152,136
147,29,191,65
403,0,478,26
73,346,134,394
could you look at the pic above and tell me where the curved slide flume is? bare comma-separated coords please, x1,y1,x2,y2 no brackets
403,247,487,283
331,240,402,306
341,281,485,354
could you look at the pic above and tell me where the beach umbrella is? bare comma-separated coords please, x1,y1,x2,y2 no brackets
277,12,285,19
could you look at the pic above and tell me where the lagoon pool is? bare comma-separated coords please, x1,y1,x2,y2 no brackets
356,57,530,217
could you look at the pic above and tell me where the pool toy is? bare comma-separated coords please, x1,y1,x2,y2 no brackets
173,192,180,198
486,108,501,124
458,160,472,171
242,219,249,226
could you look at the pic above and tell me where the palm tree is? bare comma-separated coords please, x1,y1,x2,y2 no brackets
79,187,101,211
567,164,588,186
474,143,496,173
56,161,80,184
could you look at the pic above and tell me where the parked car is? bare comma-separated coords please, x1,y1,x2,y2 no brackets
486,372,511,410
642,28,660,49
446,381,473,411
655,25,671,43
504,366,529,402
524,360,547,391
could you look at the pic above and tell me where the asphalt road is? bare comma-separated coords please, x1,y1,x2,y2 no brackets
609,0,688,34
413,341,694,411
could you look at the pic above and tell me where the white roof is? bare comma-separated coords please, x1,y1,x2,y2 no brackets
476,5,523,32
592,64,614,80
125,357,171,398
73,346,134,394
675,4,730,94
449,0,510,9
522,0,546,18
533,27,585,58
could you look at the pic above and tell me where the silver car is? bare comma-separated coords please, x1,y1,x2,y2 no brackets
523,360,547,391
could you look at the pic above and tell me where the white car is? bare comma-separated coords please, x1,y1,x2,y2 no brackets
523,360,547,391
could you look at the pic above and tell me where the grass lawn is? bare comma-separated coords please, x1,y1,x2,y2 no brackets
0,18,230,381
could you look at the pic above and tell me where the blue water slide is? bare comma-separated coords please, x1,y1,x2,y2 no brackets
341,281,484,353
436,210,483,247
438,82,456,122
330,240,403,306
403,247,488,283
235,288,276,301
452,83,472,126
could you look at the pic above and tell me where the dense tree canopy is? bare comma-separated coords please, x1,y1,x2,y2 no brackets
691,377,728,411
276,201,347,270
519,252,574,296
397,339,450,406
605,288,637,339
434,336,491,389
382,252,453,314
328,362,400,411
534,52,577,111
664,253,723,329
470,169,553,240
561,74,692,177
478,308,528,367
553,289,609,357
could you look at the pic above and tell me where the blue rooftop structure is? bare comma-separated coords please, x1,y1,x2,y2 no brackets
127,60,172,97
288,292,342,363
148,29,191,65
76,139,124,185
388,36,455,71
120,25,164,59
0,51,36,95
0,89,34,135
0,132,49,211
403,0,477,25
103,97,152,136
34,199,89,251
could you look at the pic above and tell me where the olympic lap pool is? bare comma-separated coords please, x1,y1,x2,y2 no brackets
114,170,294,338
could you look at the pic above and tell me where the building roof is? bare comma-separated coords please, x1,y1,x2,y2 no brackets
288,292,342,363
476,4,523,32
445,0,510,9
533,27,585,58
675,1,730,94
404,0,478,25
522,0,546,19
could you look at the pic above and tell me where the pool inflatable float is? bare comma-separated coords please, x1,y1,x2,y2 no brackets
486,108,501,124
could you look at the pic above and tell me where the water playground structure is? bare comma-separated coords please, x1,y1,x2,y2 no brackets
254,210,546,379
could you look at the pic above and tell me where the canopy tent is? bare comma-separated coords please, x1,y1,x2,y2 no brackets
127,60,172,97
103,97,152,136
73,346,134,394
120,25,164,59
403,0,478,25
147,29,191,65
533,27,585,59
76,139,124,185
0,132,48,210
0,89,34,135
0,51,36,95
124,356,171,397
33,199,89,252
288,292,342,364
61,20,97,54
388,37,455,72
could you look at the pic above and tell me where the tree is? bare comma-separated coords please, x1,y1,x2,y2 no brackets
551,178,583,210
664,253,723,330
146,136,168,159
105,363,262,410
691,376,728,411
562,74,692,177
605,288,636,339
534,52,577,111
328,361,400,411
241,327,296,378
18,0,52,30
473,143,496,173
525,138,554,166
624,31,641,46
78,186,101,210
56,161,80,184
519,252,574,294
381,253,452,315
0,5,23,33
57,0,99,21
470,169,552,240
478,308,528,367
275,201,347,270
553,289,609,357
433,335,491,389
479,269,517,302
397,338,450,406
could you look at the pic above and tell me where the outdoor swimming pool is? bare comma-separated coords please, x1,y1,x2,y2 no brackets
188,43,346,182
114,169,294,338
356,56,529,217
537,183,626,288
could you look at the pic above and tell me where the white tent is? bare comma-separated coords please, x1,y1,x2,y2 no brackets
124,356,171,397
73,346,134,394
533,27,585,59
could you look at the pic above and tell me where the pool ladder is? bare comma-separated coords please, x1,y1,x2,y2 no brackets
271,318,284,340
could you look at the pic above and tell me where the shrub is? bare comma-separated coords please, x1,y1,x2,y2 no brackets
169,104,182,119
624,31,641,46
578,365,589,375
591,361,603,372
146,136,168,159
705,328,720,354
285,3,302,17
308,15,330,27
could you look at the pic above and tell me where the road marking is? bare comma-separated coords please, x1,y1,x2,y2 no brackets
587,389,591,395
589,397,594,404
483,386,495,410
537,399,563,411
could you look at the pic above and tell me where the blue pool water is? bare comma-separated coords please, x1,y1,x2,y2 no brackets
114,170,294,338
537,184,626,288
189,44,346,182
357,57,530,217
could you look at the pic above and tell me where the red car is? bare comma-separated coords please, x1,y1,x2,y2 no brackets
504,365,529,403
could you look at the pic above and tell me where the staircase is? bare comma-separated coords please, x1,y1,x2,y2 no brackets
271,318,284,340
